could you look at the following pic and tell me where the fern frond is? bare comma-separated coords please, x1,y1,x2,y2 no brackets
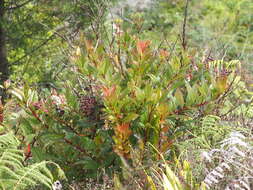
0,133,19,147
0,149,23,169
203,131,253,189
14,161,54,190
0,133,65,190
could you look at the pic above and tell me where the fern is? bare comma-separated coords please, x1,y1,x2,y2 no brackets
208,60,240,74
202,131,253,190
0,133,65,190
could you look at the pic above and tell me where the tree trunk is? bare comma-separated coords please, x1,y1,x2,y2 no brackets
0,0,9,101
0,0,9,83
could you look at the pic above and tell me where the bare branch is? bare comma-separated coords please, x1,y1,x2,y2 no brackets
182,0,190,50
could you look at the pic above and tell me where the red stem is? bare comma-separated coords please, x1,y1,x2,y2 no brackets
173,101,209,115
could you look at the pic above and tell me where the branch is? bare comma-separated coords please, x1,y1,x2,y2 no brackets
10,36,54,65
10,25,67,65
64,138,88,154
6,0,34,11
173,101,209,115
182,0,190,50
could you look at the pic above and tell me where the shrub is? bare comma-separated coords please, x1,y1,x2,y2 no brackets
2,24,244,183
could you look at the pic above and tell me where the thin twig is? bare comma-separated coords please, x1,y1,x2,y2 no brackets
64,138,87,154
182,0,190,50
11,25,67,65
11,36,54,65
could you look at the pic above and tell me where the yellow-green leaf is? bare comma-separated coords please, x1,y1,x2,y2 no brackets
175,88,184,107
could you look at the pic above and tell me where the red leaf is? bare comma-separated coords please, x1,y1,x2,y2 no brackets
136,40,151,54
102,85,116,99
24,144,31,157
116,123,131,136
159,49,169,58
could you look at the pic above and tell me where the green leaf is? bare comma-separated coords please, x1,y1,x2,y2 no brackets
65,87,77,108
175,88,184,107
75,158,99,170
26,89,37,106
64,132,76,140
25,134,36,143
123,113,139,123
40,133,65,147
186,83,197,105
31,147,46,162
0,126,4,134
76,119,93,128
81,137,96,151
20,119,34,136
10,89,23,101
102,153,115,167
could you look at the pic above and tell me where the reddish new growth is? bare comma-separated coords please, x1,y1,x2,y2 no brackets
32,101,43,110
159,49,169,58
32,100,48,113
24,143,31,161
136,40,151,55
116,123,131,137
102,85,116,99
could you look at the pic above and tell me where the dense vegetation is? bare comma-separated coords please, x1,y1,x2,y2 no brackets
0,0,252,189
